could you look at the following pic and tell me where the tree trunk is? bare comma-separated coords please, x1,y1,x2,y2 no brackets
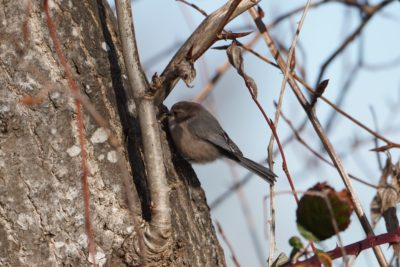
0,0,225,266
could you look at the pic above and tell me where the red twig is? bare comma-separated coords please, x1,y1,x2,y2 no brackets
43,1,98,266
247,91,299,204
216,221,242,267
288,227,400,266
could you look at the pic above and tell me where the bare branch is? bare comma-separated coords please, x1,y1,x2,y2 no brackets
154,0,260,104
288,227,400,266
249,6,388,266
315,0,394,86
115,0,171,260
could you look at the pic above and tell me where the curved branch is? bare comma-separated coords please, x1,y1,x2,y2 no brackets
154,0,260,104
315,0,394,86
115,0,172,260
249,6,388,266
287,227,400,266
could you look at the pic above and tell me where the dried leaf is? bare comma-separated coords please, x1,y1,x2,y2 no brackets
176,58,196,88
296,182,354,241
226,41,243,70
243,74,258,98
218,31,253,40
370,157,400,254
226,41,259,98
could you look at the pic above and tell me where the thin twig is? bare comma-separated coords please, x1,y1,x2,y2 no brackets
221,38,400,152
265,1,312,264
43,2,98,266
176,0,208,17
289,226,400,266
280,109,377,188
249,6,387,266
216,221,242,267
210,172,254,210
315,0,394,86
154,0,260,104
295,73,400,148
370,106,383,171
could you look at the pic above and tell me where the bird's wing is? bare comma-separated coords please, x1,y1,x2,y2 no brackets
189,114,243,157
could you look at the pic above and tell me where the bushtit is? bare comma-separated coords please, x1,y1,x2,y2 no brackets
168,101,276,184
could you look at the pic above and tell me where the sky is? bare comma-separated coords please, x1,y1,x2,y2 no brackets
109,0,400,266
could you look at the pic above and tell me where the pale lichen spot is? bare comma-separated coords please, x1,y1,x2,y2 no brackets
87,161,99,175
101,42,110,52
90,128,108,144
50,91,60,100
66,145,81,157
112,184,120,193
98,154,105,161
128,99,136,115
48,0,56,10
55,166,68,178
16,214,35,230
50,128,57,135
77,233,88,247
107,150,117,163
65,187,79,202
54,241,65,249
19,75,39,91
0,105,10,113
126,226,134,234
89,248,107,267
72,27,79,37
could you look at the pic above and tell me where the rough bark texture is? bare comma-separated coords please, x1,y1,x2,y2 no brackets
0,0,225,266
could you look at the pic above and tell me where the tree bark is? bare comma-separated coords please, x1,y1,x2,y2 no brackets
0,0,225,266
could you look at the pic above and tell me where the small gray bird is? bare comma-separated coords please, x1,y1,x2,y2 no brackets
168,101,276,184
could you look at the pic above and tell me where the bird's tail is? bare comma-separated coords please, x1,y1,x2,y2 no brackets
237,156,277,184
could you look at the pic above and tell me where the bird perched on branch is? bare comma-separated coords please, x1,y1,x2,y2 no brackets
168,101,276,184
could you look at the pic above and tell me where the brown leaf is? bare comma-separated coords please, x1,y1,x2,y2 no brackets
218,31,253,40
176,58,196,88
244,74,258,98
226,41,259,98
226,41,243,71
370,157,400,253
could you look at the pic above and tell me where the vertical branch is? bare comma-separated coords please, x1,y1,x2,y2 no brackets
115,0,171,259
248,7,388,266
264,1,312,264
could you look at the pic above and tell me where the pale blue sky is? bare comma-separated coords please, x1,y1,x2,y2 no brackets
110,1,400,266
